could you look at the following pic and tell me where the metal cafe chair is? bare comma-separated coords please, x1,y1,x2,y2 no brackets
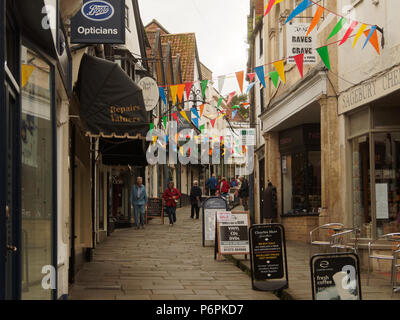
392,244,400,296
309,223,345,256
367,232,400,286
330,227,361,254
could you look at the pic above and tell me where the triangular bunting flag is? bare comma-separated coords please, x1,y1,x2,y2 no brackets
285,0,312,24
192,117,199,129
339,21,358,46
362,25,378,50
269,71,280,88
254,65,266,88
172,113,178,123
273,60,286,83
200,124,205,134
248,73,256,82
246,82,256,94
218,76,225,93
191,107,200,119
170,85,178,105
316,46,331,70
264,0,275,16
184,82,193,100
210,118,216,128
232,105,240,109
177,84,185,103
159,87,167,105
353,24,367,48
306,5,324,36
227,91,236,106
294,54,304,78
235,71,244,94
152,136,158,145
201,80,209,99
199,104,205,117
217,97,223,109
180,110,190,123
21,65,36,88
149,123,154,134
327,17,347,41
162,116,167,129
232,110,238,119
363,28,380,54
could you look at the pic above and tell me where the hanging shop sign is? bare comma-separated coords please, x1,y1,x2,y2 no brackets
249,224,289,291
286,22,317,65
216,211,250,258
70,0,125,44
138,77,160,112
310,253,362,300
202,197,228,247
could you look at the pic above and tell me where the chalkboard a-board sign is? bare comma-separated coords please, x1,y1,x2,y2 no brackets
310,253,362,300
145,198,164,224
249,224,288,291
216,211,250,259
202,197,227,247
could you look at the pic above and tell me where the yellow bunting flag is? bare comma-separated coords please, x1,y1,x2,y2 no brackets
177,84,185,103
170,85,178,105
180,111,190,123
353,24,367,48
179,146,184,156
21,64,36,88
273,60,286,84
152,136,158,145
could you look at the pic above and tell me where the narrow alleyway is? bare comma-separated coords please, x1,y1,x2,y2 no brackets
68,206,278,300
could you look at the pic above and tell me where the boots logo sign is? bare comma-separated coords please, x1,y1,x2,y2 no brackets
82,1,115,21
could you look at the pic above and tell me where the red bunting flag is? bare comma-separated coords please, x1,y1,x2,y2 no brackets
293,53,304,78
172,113,178,123
248,73,256,82
210,118,216,128
264,0,275,16
340,21,358,46
185,82,193,100
227,91,236,106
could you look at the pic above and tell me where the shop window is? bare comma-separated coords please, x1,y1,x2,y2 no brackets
20,46,53,300
373,105,400,128
374,133,400,236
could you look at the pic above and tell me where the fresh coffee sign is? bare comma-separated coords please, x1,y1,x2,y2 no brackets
70,0,125,44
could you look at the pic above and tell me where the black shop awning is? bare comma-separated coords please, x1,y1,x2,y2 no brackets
76,54,149,138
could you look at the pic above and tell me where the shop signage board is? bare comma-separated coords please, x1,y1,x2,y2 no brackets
286,22,317,64
146,198,164,224
310,253,362,300
202,197,228,247
138,77,159,112
70,0,126,44
375,183,389,219
215,211,250,259
249,224,289,291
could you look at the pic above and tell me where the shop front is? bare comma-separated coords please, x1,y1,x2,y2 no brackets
1,0,72,299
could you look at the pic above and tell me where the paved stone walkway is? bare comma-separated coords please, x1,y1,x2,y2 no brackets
68,206,278,300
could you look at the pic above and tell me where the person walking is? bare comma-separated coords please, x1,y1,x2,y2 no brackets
206,173,218,196
190,180,202,219
130,177,148,230
263,182,278,223
238,176,249,211
218,177,230,197
162,181,181,226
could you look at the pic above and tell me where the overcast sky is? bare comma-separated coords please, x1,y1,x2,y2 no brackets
138,0,250,96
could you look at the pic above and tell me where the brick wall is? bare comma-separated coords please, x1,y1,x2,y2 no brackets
281,216,319,242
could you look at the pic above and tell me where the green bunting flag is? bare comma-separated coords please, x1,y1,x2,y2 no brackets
201,80,209,99
149,123,154,134
200,124,205,134
327,17,347,41
316,46,331,70
269,71,280,88
162,116,167,129
217,97,223,108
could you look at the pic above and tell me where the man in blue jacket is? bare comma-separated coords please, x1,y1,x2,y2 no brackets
130,177,148,229
206,173,218,196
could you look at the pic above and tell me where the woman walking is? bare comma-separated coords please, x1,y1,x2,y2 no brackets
190,180,202,219
162,181,181,226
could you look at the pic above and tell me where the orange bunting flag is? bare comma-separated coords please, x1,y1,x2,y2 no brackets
353,24,367,48
273,60,286,84
306,5,324,36
177,84,185,103
235,71,244,94
170,85,178,105
363,29,380,54
199,104,205,117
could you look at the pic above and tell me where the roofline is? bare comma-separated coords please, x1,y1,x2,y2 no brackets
144,19,170,34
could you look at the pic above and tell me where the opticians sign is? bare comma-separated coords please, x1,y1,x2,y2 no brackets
70,0,125,44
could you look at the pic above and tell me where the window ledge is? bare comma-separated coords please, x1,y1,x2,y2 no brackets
281,212,320,218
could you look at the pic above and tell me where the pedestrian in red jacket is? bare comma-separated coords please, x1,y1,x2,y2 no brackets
162,181,181,226
218,177,230,196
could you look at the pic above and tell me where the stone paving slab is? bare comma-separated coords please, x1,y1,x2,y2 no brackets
68,206,277,300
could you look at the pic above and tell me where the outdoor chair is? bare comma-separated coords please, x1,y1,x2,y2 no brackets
309,223,345,256
330,227,361,254
392,244,400,296
367,233,400,286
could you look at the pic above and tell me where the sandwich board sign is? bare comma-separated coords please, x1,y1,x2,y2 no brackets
202,197,227,247
215,211,250,260
249,224,289,291
310,253,362,300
